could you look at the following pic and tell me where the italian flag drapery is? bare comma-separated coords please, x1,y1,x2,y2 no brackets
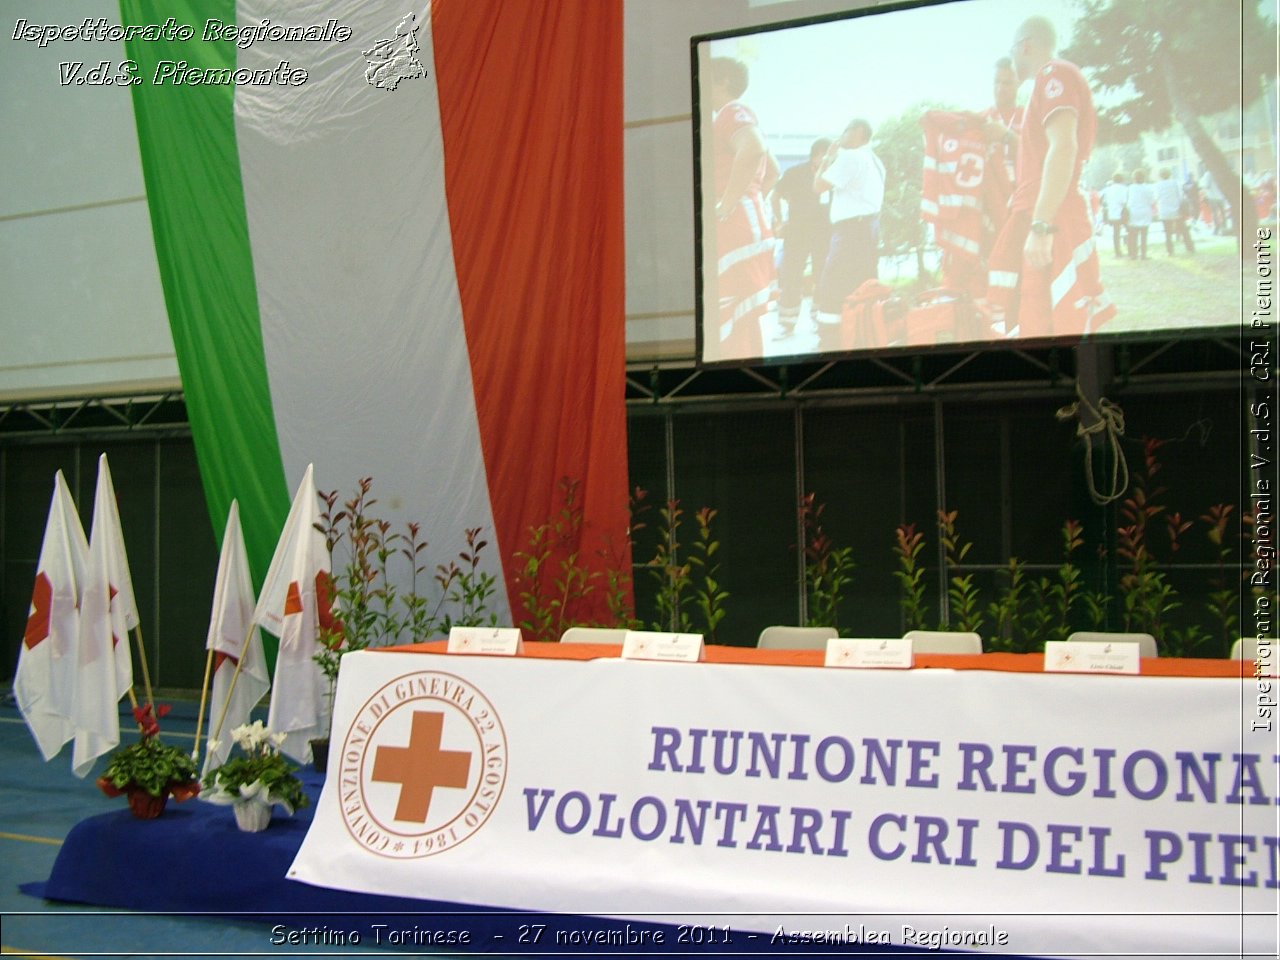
121,0,629,629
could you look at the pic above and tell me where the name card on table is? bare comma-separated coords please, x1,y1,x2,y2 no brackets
1044,640,1140,675
447,626,524,656
825,638,914,669
621,630,705,663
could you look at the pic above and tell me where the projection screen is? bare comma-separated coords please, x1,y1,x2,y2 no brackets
692,0,1268,365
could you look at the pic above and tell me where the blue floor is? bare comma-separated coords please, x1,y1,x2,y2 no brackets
0,692,415,959
0,694,1064,960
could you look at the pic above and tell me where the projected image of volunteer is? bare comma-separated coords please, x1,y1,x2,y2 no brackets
813,119,885,352
985,16,1114,339
983,58,1022,199
707,56,780,362
771,136,833,342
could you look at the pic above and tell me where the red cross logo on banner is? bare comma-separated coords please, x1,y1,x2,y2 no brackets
372,710,472,822
339,670,507,858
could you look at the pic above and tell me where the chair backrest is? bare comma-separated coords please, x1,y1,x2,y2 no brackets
1066,631,1158,659
559,627,629,644
757,625,838,650
1230,636,1279,674
902,630,983,654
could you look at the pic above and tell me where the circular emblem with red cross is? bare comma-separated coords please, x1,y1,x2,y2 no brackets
336,670,508,859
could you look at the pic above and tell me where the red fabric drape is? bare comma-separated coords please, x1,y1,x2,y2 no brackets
433,0,630,627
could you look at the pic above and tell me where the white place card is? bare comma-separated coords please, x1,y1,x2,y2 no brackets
447,626,524,656
825,637,914,669
1044,640,1141,675
621,630,705,663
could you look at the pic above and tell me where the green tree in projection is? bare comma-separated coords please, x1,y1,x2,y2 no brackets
1085,141,1148,191
1062,0,1275,245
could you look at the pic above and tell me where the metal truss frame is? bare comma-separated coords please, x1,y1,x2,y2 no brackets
0,391,190,443
626,336,1243,408
0,337,1242,440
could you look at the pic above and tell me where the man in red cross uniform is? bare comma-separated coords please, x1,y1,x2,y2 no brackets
706,56,779,362
987,16,1115,340
982,57,1022,218
920,59,1023,303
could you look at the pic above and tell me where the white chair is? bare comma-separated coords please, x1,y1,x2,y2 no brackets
1230,636,1254,660
902,630,983,654
559,627,629,644
1066,631,1158,659
1231,637,1279,674
757,625,838,650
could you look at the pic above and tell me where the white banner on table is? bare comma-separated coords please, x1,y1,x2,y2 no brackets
289,650,1277,958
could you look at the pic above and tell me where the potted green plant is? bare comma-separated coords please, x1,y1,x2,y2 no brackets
203,720,309,831
310,478,419,770
97,705,200,819
309,478,499,770
799,494,854,635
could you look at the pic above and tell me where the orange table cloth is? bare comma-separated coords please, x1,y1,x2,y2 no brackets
390,640,1251,678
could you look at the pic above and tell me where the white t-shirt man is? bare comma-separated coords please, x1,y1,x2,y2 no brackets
823,144,885,223
1126,181,1156,228
1153,176,1183,220
1100,180,1128,222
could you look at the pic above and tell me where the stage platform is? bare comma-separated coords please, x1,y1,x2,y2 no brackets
25,771,958,956
20,644,1263,957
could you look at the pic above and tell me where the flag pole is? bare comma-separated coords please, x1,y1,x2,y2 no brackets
123,686,148,733
192,647,215,762
130,624,157,713
209,619,258,748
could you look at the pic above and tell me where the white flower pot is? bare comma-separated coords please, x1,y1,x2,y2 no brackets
233,798,272,832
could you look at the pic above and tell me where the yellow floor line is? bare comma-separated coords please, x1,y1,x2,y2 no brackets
0,831,62,847
1,947,77,960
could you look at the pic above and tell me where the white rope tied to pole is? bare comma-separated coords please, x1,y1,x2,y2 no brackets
1057,385,1129,506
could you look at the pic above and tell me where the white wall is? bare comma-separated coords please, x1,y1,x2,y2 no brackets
0,0,177,402
0,0,883,400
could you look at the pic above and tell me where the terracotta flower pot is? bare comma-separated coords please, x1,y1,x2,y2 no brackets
97,777,200,819
127,788,167,820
